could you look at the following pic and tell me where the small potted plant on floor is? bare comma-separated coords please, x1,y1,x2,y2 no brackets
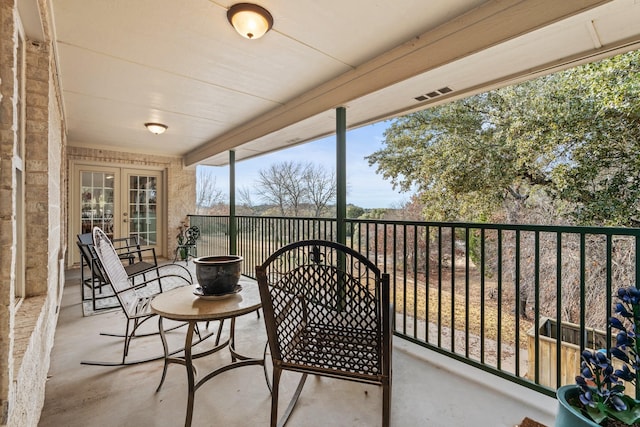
556,287,640,427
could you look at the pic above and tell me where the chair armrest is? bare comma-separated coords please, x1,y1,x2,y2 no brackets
114,243,142,252
116,246,158,264
119,267,192,295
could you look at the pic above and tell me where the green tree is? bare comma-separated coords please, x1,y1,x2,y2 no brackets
256,161,337,217
304,164,336,217
367,49,640,226
256,161,307,216
347,205,365,219
195,166,225,214
549,52,640,226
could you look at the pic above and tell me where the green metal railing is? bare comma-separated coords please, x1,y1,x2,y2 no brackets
191,215,336,274
189,214,640,397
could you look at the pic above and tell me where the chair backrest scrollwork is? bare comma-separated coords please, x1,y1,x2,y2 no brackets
184,226,200,246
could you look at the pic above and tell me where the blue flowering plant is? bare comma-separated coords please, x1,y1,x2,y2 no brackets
575,287,640,426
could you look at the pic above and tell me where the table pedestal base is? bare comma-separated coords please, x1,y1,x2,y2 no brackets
156,316,267,427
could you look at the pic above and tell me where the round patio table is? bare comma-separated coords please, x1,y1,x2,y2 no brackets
151,278,266,427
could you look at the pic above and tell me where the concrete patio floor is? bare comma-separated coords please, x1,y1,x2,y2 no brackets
39,266,558,427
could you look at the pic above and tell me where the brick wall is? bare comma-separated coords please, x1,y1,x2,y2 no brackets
9,37,65,427
0,0,67,425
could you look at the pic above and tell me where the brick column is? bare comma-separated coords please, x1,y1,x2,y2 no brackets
24,40,50,296
0,0,18,424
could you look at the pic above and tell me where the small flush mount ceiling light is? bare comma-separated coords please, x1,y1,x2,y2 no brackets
144,122,168,135
227,3,273,40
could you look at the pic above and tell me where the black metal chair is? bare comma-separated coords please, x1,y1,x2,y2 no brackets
82,227,213,366
256,240,392,427
77,232,116,311
77,232,160,311
113,234,160,276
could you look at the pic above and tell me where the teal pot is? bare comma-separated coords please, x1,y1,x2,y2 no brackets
193,255,243,295
555,385,600,427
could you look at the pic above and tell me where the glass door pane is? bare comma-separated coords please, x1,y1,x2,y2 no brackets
81,171,116,238
126,172,159,246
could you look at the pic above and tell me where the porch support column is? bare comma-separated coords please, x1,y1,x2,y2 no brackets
229,150,237,255
336,107,347,246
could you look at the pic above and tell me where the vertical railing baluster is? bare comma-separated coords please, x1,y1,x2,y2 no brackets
515,229,521,377
465,227,470,358
451,226,456,353
402,223,407,335
555,232,562,389
413,224,418,339
393,223,398,331
636,235,640,400
497,228,503,370
480,227,486,365
438,226,443,348
386,223,393,330
606,234,613,363
374,222,379,272
534,230,540,386
425,225,430,343
579,233,586,355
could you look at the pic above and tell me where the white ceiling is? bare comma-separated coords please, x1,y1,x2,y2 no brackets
24,0,640,166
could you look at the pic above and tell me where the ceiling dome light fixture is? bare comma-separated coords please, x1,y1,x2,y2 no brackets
144,122,168,135
227,3,273,40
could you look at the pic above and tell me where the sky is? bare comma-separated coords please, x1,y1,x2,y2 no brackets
199,121,413,209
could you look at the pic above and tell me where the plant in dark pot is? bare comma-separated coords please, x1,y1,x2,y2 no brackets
176,219,189,259
556,287,640,427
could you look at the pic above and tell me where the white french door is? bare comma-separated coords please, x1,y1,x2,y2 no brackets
123,171,160,246
71,163,164,265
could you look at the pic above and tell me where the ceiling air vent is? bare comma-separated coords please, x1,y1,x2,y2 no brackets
414,86,453,102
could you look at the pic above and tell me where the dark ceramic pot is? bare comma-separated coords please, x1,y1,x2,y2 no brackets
193,255,243,295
